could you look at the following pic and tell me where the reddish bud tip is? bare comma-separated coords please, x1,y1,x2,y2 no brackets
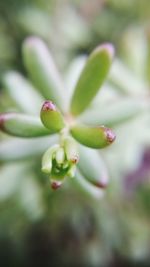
51,180,62,190
101,43,115,57
94,175,109,189
42,100,56,111
105,128,116,144
0,113,14,130
94,182,107,189
71,155,79,164
0,115,5,129
94,43,115,59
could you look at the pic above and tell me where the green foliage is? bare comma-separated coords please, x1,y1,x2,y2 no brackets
0,36,116,192
70,43,114,115
23,37,66,111
0,113,51,137
40,100,65,133
1,2,150,266
70,124,116,149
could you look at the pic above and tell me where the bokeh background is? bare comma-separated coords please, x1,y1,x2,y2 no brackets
1,0,150,266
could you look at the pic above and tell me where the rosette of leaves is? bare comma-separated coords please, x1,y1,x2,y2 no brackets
0,36,116,194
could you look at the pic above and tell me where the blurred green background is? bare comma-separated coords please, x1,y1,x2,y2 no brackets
1,0,150,266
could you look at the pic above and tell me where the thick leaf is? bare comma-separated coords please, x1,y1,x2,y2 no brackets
65,55,86,105
0,113,52,137
40,100,65,132
71,169,104,199
2,71,43,115
63,136,79,163
0,136,58,162
78,145,109,188
70,123,116,149
70,43,114,116
23,37,66,111
79,97,147,127
109,59,148,95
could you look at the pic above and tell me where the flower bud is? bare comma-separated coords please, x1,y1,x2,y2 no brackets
70,123,116,149
63,136,79,163
40,100,65,132
51,179,62,190
67,164,76,178
41,144,59,174
55,147,65,165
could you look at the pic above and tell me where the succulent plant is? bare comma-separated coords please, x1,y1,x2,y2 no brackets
0,36,116,193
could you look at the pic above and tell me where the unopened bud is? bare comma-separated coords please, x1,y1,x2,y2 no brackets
64,136,79,163
42,144,59,174
70,123,116,149
55,147,65,165
51,179,62,190
40,100,65,132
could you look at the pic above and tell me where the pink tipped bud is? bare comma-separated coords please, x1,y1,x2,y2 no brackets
98,43,115,59
51,180,62,190
41,100,56,111
95,175,109,189
70,155,79,164
105,127,116,144
40,100,65,132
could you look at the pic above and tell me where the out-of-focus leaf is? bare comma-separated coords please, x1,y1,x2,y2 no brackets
2,71,44,115
78,145,109,188
109,59,148,95
71,169,104,199
23,36,66,112
0,113,52,137
0,135,58,162
79,97,148,127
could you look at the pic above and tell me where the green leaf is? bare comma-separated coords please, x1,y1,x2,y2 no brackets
2,71,43,115
42,144,59,174
108,59,148,95
22,36,66,112
40,100,65,132
71,169,104,199
0,113,52,137
70,123,116,149
78,145,109,188
0,136,58,162
70,43,114,116
79,97,147,127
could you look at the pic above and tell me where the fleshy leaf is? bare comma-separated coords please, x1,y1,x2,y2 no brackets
70,123,116,149
0,113,52,137
78,145,109,188
108,59,148,95
79,97,147,127
40,100,65,132
70,43,114,116
42,145,59,174
22,36,66,111
71,169,104,199
0,136,58,162
2,71,43,115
